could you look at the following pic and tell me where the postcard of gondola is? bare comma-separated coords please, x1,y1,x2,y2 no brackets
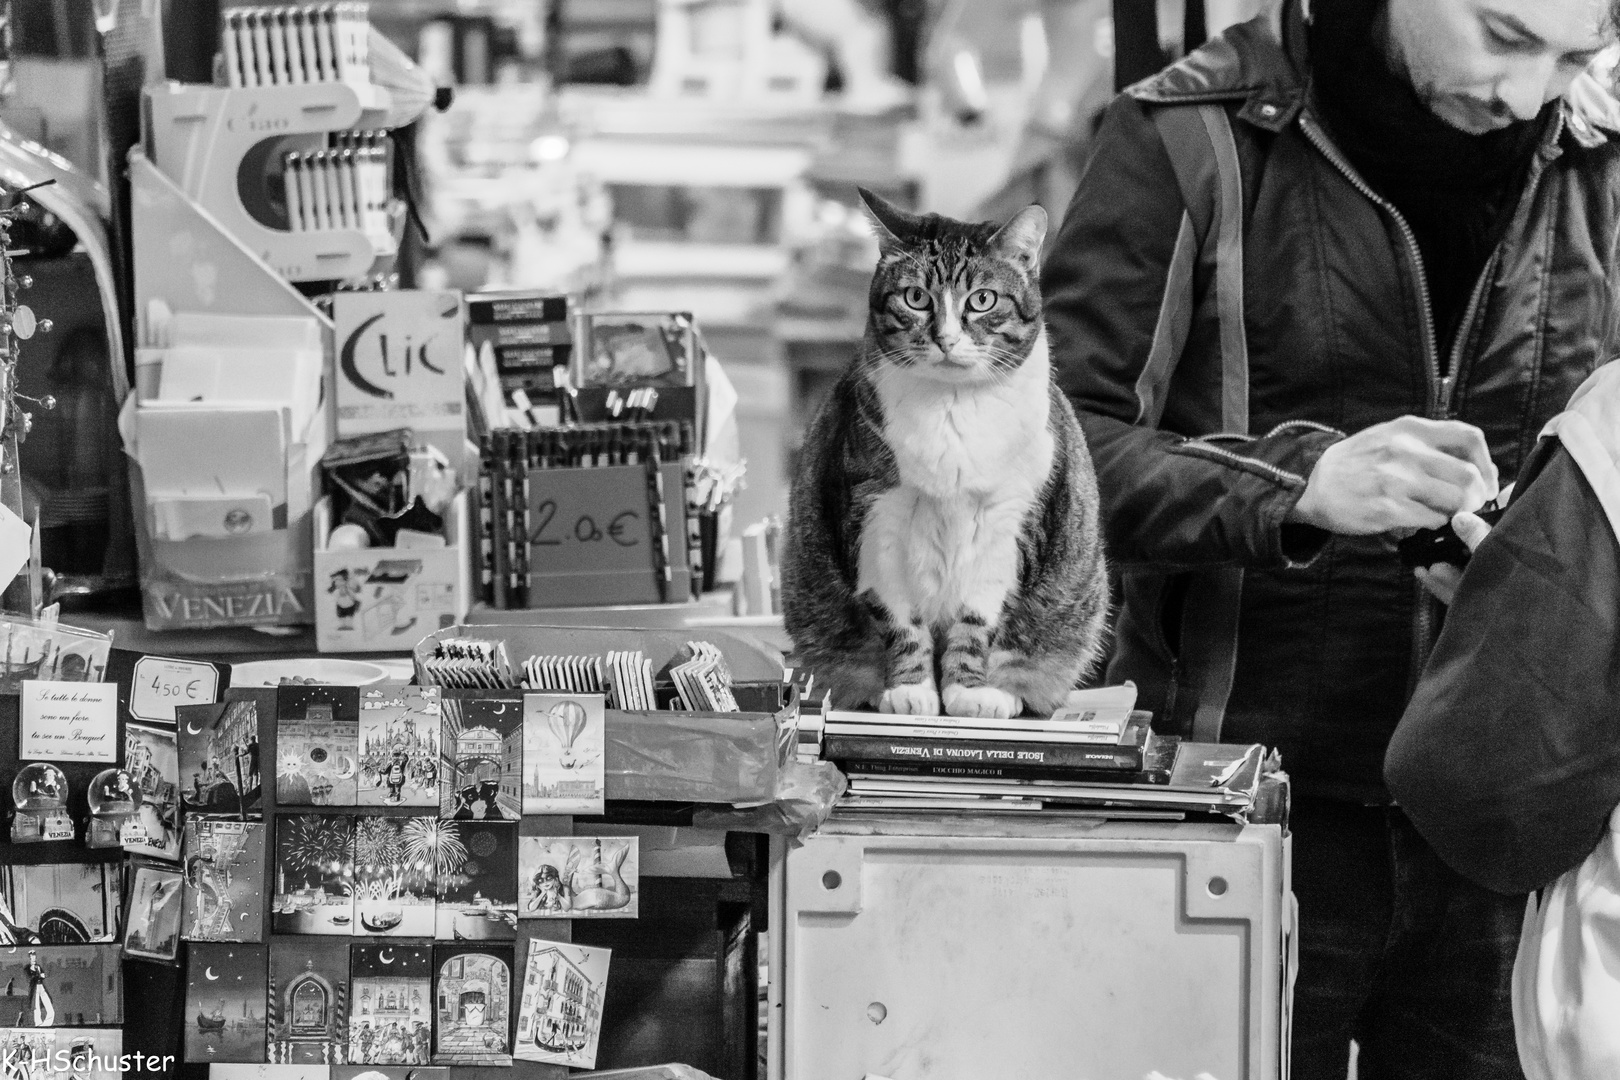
351,816,437,937
0,944,122,1026
431,942,513,1066
183,820,267,943
433,821,518,940
520,693,605,815
519,836,638,919
269,939,351,1063
122,723,181,860
272,814,355,936
123,860,183,962
177,700,263,817
438,694,522,821
0,862,121,943
513,938,610,1068
184,942,268,1063
358,684,441,807
347,944,432,1065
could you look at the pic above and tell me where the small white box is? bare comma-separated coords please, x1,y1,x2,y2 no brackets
772,816,1291,1080
313,491,470,653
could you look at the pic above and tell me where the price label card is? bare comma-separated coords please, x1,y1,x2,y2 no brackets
20,680,118,762
130,656,221,725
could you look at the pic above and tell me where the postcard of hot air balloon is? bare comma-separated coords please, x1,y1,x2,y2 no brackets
520,693,605,815
183,942,268,1063
275,686,362,807
181,819,267,943
518,836,638,919
438,693,523,821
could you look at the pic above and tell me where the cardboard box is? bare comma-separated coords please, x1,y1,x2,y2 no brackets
314,491,471,652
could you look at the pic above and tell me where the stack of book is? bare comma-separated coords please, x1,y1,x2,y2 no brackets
820,691,1267,820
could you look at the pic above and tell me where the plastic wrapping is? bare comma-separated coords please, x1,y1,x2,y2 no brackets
693,760,848,843
417,624,789,805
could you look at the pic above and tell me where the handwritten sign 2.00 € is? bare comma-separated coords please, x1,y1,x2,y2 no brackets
524,464,691,607
21,680,118,762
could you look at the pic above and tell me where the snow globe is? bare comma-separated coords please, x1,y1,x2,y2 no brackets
86,768,140,848
11,762,73,842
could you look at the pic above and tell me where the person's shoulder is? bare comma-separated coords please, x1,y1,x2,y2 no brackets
1561,70,1620,151
1125,2,1297,107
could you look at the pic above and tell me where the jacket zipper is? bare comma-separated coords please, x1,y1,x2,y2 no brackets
1297,109,1562,693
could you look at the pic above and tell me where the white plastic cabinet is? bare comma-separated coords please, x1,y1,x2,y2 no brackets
770,815,1292,1080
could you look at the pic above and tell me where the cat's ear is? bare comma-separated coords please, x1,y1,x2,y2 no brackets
988,204,1049,268
857,186,915,253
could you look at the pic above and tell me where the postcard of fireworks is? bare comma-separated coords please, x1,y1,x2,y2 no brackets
182,819,267,943
519,836,638,919
513,937,611,1068
433,821,517,940
347,944,432,1065
358,684,441,807
438,693,522,821
123,860,183,962
275,686,361,807
184,942,268,1063
0,862,121,943
268,939,352,1064
432,942,514,1066
0,944,121,1026
122,723,181,860
271,814,355,936
177,700,263,817
521,693,605,815
351,816,438,938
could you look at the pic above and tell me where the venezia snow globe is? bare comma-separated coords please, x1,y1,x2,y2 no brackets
11,762,73,842
86,768,140,848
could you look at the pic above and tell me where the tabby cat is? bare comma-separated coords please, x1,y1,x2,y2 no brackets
781,189,1109,719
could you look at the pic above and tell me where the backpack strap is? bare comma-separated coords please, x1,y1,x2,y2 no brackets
1145,102,1251,743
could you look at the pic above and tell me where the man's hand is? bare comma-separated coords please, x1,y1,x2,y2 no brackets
1289,416,1498,534
1414,509,1494,605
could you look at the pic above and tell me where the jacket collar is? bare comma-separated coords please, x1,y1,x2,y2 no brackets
1126,0,1620,148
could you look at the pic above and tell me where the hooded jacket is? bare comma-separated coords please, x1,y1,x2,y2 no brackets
1041,0,1620,801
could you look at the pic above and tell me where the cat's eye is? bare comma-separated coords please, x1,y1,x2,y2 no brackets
966,289,999,313
901,286,932,310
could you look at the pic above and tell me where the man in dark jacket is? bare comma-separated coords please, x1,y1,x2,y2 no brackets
1041,0,1620,1076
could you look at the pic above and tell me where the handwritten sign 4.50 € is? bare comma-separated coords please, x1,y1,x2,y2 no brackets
21,680,118,762
129,656,221,725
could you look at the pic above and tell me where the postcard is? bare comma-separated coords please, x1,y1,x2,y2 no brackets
269,940,351,1064
358,684,441,807
183,820,267,943
213,1067,333,1080
276,687,361,806
0,1029,53,1075
431,942,513,1066
513,938,611,1068
123,861,184,962
178,700,264,816
521,693,605,815
351,817,437,937
0,863,121,943
347,945,432,1065
271,814,354,935
122,723,181,860
0,944,121,1026
332,1066,445,1080
434,821,517,940
439,693,522,821
49,1029,122,1080
19,681,117,762
519,836,638,919
184,942,268,1063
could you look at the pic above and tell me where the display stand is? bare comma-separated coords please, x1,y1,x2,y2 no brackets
144,80,395,283
769,814,1293,1080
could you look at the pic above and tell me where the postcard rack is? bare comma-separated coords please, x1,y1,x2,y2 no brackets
144,79,396,284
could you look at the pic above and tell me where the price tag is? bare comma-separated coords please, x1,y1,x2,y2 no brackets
130,656,221,725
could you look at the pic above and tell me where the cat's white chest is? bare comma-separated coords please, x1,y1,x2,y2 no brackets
858,347,1055,627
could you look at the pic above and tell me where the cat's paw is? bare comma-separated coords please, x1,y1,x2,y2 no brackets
879,682,941,716
942,684,1022,719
